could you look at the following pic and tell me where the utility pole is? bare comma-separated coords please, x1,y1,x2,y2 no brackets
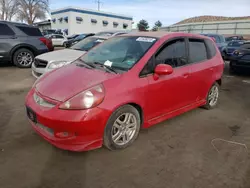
95,0,102,11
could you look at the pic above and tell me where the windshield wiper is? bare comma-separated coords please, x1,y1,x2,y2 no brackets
76,59,95,69
93,62,118,74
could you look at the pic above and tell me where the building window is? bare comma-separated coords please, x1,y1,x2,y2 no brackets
103,20,108,26
123,23,128,29
76,17,83,24
91,19,97,24
113,22,119,28
63,29,68,35
58,18,63,23
52,18,56,23
64,17,68,23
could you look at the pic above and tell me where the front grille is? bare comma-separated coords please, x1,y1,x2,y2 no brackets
34,59,48,68
241,55,250,61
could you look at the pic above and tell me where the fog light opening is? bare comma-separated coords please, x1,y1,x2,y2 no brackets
55,131,75,138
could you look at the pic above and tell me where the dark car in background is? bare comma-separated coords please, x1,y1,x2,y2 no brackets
201,33,227,59
67,34,79,40
221,40,244,60
226,35,244,42
65,33,95,47
229,42,250,73
0,21,50,68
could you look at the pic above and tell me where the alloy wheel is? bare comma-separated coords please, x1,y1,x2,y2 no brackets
17,52,33,66
111,113,138,146
208,85,219,107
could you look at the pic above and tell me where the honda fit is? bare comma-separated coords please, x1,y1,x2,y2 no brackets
25,32,224,151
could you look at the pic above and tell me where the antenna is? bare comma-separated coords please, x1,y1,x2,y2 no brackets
95,0,103,11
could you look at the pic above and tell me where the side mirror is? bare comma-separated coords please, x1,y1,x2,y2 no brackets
153,64,173,80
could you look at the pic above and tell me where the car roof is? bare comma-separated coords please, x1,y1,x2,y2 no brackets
121,32,209,39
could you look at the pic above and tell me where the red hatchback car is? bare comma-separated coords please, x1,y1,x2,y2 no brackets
25,32,224,151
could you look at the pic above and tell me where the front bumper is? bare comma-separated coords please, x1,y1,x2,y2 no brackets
25,89,111,151
32,63,47,78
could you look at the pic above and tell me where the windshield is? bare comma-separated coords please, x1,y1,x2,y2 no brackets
75,34,86,40
71,37,106,51
80,36,157,71
228,41,244,47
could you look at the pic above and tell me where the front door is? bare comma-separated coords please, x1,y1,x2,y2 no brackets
145,38,193,120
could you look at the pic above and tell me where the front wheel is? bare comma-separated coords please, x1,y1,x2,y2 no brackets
203,83,220,110
103,105,141,150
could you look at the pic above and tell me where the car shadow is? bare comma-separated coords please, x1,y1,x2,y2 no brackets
0,61,14,68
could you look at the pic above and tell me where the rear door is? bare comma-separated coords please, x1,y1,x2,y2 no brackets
187,38,216,102
0,23,16,59
55,35,65,46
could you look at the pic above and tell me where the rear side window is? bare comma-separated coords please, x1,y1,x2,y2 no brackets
189,39,208,63
16,26,42,36
55,35,64,39
0,23,15,35
205,39,217,58
156,39,188,68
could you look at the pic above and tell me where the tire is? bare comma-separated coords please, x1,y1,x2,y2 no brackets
103,105,141,150
63,42,67,48
13,48,34,68
222,51,227,60
229,62,236,74
203,83,220,110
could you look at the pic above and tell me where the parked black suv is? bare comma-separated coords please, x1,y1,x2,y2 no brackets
0,21,50,68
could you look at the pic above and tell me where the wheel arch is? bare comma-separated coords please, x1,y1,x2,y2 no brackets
10,44,37,61
110,102,144,127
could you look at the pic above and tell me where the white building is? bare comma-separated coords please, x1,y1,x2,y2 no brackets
51,7,133,35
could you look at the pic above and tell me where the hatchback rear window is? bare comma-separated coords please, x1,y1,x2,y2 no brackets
0,23,15,35
16,26,42,36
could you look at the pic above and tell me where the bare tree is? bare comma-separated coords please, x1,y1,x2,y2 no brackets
0,0,19,21
17,0,49,24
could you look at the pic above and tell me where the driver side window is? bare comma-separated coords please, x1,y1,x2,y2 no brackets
155,38,188,68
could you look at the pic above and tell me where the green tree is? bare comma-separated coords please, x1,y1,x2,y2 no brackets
137,19,149,31
152,20,162,31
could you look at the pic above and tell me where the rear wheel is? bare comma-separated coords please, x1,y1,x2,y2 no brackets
222,51,227,60
203,83,220,110
103,105,141,150
13,48,34,68
229,61,236,73
63,42,67,48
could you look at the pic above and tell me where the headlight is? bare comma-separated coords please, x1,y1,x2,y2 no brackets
48,61,70,69
59,84,105,110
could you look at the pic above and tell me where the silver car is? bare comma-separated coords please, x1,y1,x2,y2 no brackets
32,35,109,78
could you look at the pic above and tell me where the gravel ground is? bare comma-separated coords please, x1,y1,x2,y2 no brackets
0,62,250,188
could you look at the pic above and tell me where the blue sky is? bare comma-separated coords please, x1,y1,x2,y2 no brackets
50,0,250,28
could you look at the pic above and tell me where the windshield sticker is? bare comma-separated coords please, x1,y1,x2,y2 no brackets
96,39,105,43
104,60,113,67
136,37,156,43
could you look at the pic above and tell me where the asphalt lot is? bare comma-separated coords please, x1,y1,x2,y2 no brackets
1,61,250,188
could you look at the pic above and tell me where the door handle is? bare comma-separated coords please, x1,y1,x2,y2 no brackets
182,73,189,78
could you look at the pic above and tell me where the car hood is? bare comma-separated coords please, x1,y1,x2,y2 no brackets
36,63,118,101
35,49,86,63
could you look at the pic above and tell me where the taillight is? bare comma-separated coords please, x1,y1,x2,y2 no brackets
39,37,53,50
39,37,47,45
